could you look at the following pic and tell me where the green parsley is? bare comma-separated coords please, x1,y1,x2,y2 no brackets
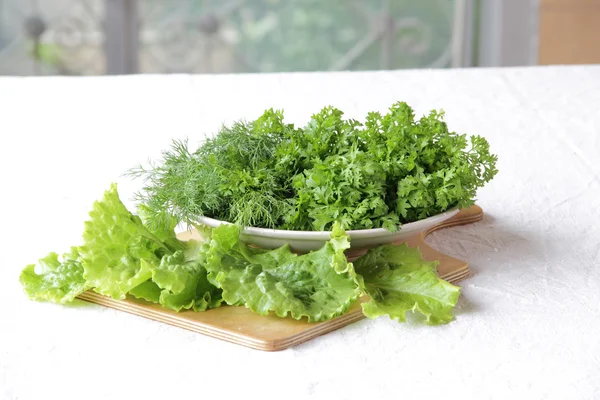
129,101,497,231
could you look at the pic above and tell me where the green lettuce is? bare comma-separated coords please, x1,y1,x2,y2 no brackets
203,223,362,322
354,243,460,325
19,247,89,304
128,279,162,303
78,183,171,299
20,183,461,327
130,248,223,312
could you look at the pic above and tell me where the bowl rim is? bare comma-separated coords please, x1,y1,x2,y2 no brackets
195,207,460,240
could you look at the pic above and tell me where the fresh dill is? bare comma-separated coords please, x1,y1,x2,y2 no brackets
128,102,498,232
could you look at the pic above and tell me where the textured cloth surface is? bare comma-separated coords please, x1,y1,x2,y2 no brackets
1,66,600,400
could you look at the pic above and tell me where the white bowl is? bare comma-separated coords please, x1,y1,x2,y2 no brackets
196,207,459,253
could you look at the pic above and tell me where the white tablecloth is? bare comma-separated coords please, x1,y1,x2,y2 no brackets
1,66,599,400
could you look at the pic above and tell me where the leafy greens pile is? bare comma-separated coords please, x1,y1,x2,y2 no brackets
130,101,497,232
21,184,460,324
20,102,497,326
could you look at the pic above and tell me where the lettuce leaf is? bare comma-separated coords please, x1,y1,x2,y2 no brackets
21,184,223,313
203,223,362,322
129,279,162,303
354,243,460,325
132,248,223,312
79,183,171,299
20,183,461,327
19,247,90,304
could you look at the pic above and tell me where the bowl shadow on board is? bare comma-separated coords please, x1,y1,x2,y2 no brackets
424,213,544,316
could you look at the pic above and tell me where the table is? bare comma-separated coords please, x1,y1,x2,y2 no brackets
1,66,599,400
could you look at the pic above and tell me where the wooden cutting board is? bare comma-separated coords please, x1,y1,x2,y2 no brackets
77,205,483,351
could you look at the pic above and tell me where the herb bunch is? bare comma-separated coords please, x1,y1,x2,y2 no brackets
129,101,498,231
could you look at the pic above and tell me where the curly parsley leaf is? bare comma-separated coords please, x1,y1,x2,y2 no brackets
131,101,497,233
